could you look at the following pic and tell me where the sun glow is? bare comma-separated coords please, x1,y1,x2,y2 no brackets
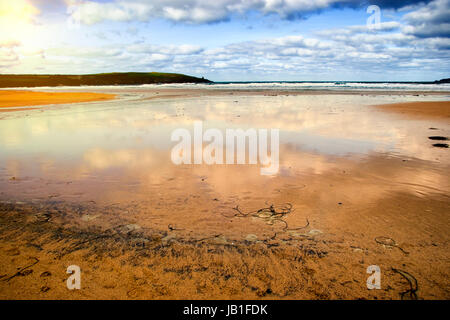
0,0,40,24
0,0,43,71
0,0,41,44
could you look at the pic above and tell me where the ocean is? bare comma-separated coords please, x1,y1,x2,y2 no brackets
2,81,450,92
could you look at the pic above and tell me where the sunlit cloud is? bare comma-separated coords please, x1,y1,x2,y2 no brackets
0,0,40,24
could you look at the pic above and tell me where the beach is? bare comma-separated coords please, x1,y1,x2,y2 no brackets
0,90,116,111
0,87,449,299
374,101,450,119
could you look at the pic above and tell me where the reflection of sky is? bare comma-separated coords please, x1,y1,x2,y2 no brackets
0,93,449,184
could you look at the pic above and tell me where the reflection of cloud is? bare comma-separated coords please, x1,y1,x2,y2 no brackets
75,137,450,201
1,93,448,167
31,122,49,135
83,148,155,170
1,122,448,207
0,121,26,147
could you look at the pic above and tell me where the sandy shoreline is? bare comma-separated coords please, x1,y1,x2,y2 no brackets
0,88,449,116
0,90,448,300
374,101,450,120
0,90,116,110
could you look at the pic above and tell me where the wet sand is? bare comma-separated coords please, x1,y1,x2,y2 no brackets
0,90,449,300
375,101,450,120
0,90,116,111
0,155,448,299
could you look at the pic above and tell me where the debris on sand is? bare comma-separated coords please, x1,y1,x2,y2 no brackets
245,234,258,242
375,236,409,255
81,214,99,222
392,268,418,300
432,143,449,148
40,286,50,292
223,203,310,243
428,136,449,141
3,257,39,282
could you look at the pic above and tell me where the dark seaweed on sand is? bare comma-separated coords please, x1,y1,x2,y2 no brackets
428,136,449,141
432,143,449,148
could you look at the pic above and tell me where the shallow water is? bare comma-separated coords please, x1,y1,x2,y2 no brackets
0,92,449,204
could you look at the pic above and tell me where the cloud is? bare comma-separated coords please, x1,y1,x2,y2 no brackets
10,18,448,79
0,40,22,48
127,43,204,55
48,46,123,58
316,21,402,38
402,0,450,38
3,0,448,80
0,41,21,69
67,0,433,25
365,0,433,9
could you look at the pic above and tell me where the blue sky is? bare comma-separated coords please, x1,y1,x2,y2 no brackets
0,0,449,81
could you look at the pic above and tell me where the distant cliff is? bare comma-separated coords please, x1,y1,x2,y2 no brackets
433,78,450,84
0,72,212,88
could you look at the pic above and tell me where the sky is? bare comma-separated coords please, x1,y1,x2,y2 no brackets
0,0,449,81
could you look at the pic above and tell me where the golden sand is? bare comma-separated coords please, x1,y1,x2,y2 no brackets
375,101,450,119
0,153,448,299
0,91,448,299
0,90,116,110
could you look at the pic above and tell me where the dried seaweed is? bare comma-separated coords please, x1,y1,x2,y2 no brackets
375,236,409,255
223,203,310,242
392,268,418,300
3,257,39,282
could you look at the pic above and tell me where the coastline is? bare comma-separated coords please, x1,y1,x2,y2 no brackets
0,90,116,110
1,87,450,112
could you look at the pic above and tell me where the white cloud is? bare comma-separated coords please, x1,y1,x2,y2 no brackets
0,41,21,70
127,44,203,55
403,0,450,37
67,0,436,25
68,0,347,24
